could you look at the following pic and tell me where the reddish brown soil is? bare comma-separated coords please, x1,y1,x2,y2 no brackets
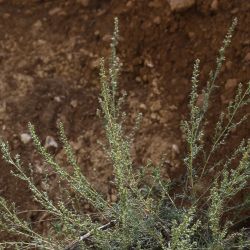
0,0,249,242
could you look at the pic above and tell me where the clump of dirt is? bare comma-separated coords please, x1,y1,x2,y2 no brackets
0,0,249,241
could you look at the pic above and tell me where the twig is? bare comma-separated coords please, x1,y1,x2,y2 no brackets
64,220,117,250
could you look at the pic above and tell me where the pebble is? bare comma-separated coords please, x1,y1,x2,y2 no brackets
126,1,133,8
153,16,161,25
102,34,112,42
244,52,250,62
148,0,162,8
49,7,63,16
210,0,219,11
150,100,162,112
225,78,238,91
76,0,89,7
136,76,142,82
139,103,147,110
171,143,180,158
90,58,100,69
144,58,154,68
70,100,78,108
3,13,10,19
33,20,42,29
168,0,195,12
45,136,58,149
20,133,32,144
225,61,233,70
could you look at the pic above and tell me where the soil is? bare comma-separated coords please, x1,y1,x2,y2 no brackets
0,0,249,243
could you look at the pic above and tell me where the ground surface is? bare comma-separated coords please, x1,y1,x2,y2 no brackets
0,0,249,242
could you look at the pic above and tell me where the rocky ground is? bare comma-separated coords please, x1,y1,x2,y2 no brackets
0,0,249,241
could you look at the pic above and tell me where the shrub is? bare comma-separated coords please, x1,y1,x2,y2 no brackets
0,17,249,250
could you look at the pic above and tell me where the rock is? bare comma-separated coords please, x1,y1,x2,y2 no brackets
32,20,42,33
225,61,233,70
142,74,148,82
126,1,133,8
171,143,180,158
20,133,32,144
225,78,237,91
70,100,78,108
169,105,177,111
231,8,239,14
159,110,174,123
168,0,195,12
144,58,154,68
153,16,161,24
49,7,64,16
221,78,238,104
136,76,142,82
150,113,157,120
45,136,58,149
3,13,10,19
139,103,147,110
148,0,162,8
188,32,195,40
150,100,162,112
244,52,250,62
210,0,218,11
90,58,100,69
76,0,89,7
102,34,112,42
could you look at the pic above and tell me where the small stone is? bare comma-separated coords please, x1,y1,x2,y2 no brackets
20,133,32,144
90,58,100,69
150,100,162,112
139,103,147,110
242,40,250,46
102,34,112,42
211,0,218,11
144,58,154,68
142,74,148,82
76,0,89,7
225,61,233,70
159,110,174,123
150,113,157,120
244,52,250,62
67,53,72,61
172,144,180,154
3,13,10,19
110,194,117,202
54,96,61,102
94,30,100,36
231,8,239,14
188,32,195,40
33,20,42,30
148,0,162,8
169,105,177,111
37,39,46,45
171,143,180,159
168,0,195,12
136,76,142,82
49,7,62,16
153,16,161,24
126,1,133,7
225,78,238,90
70,100,78,108
45,136,58,149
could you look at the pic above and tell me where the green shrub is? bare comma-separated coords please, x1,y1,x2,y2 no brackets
0,17,249,250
